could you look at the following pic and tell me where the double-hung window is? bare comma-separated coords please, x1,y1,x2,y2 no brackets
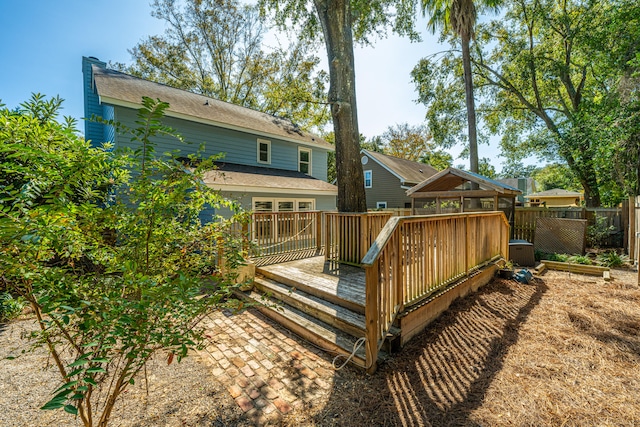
257,139,271,164
298,147,311,174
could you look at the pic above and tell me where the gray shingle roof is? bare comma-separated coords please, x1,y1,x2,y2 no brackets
526,188,582,198
407,167,522,195
92,66,333,150
202,163,337,194
362,150,439,185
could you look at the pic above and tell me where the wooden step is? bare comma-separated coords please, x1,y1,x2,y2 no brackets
241,290,368,369
257,263,365,315
254,276,366,338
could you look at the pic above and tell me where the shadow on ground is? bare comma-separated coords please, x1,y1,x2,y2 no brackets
312,277,548,427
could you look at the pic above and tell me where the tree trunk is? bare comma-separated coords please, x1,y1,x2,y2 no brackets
578,168,601,207
461,34,478,175
314,0,367,212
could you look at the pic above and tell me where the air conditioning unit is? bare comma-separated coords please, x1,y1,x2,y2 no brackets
509,239,535,267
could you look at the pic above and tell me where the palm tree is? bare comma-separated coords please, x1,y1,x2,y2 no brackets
421,0,499,175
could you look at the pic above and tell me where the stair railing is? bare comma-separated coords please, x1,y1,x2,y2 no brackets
360,211,510,373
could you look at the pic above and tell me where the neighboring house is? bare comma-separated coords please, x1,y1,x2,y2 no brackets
498,177,537,205
82,57,337,215
360,150,439,209
525,188,583,207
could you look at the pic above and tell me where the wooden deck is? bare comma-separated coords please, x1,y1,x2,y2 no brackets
257,256,366,313
243,212,510,372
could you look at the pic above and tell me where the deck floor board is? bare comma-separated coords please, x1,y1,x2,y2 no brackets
256,256,366,308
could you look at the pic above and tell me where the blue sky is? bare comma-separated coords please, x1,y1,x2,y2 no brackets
0,1,506,169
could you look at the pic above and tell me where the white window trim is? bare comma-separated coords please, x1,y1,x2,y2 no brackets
376,201,387,209
298,147,312,174
364,170,372,188
252,197,315,212
257,139,271,164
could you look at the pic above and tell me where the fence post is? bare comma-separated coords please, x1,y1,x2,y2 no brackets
629,197,635,257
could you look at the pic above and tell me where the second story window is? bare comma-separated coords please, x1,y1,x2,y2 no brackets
257,139,271,164
299,147,311,174
364,170,372,188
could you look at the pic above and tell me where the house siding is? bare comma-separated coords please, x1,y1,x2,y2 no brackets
82,57,107,145
112,106,329,181
102,105,115,143
362,154,414,209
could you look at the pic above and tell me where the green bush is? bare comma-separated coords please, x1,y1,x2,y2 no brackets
0,95,250,426
567,254,593,265
536,252,570,262
596,251,627,268
0,292,25,322
587,216,615,248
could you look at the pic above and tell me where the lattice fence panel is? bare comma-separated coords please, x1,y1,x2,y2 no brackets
534,217,587,255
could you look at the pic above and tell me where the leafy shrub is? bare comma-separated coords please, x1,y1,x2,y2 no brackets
596,251,627,268
0,95,250,426
567,255,593,265
537,252,570,262
587,216,615,248
0,292,25,322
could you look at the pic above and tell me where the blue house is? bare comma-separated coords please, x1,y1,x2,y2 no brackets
82,56,337,214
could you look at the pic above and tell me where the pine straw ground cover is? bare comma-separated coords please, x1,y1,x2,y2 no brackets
1,268,638,426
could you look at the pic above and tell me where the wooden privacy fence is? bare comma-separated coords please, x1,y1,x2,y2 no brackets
325,212,392,265
361,212,510,373
250,211,322,257
514,207,623,247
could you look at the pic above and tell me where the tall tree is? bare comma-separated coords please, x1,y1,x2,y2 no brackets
376,123,453,169
420,0,500,175
381,123,431,161
116,0,330,132
413,0,640,207
259,0,419,212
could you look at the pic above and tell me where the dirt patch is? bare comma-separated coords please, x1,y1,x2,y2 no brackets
1,268,639,426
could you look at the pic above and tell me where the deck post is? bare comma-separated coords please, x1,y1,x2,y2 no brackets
364,262,379,374
316,211,322,252
465,216,470,276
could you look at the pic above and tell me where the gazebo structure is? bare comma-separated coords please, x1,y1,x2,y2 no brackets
407,167,522,231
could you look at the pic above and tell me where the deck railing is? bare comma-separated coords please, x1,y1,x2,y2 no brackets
250,211,322,257
325,212,392,265
360,212,510,373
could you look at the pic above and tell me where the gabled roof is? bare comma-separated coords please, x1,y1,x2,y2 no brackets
525,188,582,198
202,163,337,195
407,167,521,196
361,150,439,185
91,65,333,150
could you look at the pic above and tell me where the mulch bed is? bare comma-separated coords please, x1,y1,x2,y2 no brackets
1,268,638,426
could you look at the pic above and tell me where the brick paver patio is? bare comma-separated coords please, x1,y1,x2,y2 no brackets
199,309,338,425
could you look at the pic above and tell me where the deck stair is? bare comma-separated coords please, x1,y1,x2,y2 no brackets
239,256,399,369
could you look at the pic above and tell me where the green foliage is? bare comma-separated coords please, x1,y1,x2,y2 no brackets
0,292,25,322
0,95,249,426
380,123,431,161
587,216,616,248
531,164,581,192
363,123,453,170
413,0,640,206
498,159,538,179
535,251,569,262
456,157,496,178
258,0,421,45
567,255,592,265
596,251,627,268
